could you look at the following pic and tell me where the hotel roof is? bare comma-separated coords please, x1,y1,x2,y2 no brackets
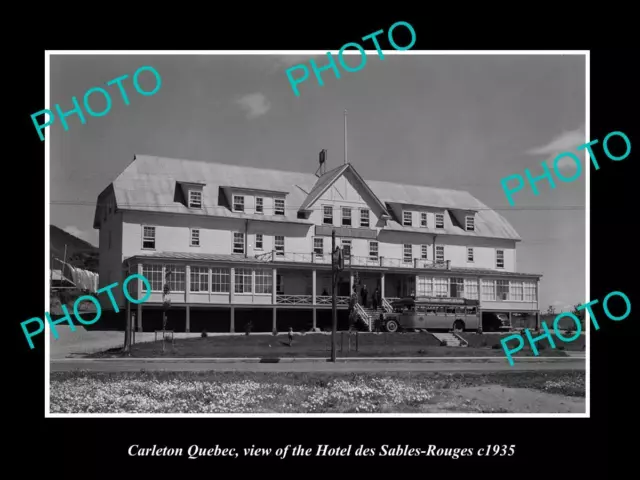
96,154,521,241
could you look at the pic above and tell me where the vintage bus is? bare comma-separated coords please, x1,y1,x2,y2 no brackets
378,296,481,333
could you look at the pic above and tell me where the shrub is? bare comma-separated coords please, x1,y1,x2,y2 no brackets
272,329,278,336
557,345,565,350
439,340,448,347
491,344,501,350
201,330,208,338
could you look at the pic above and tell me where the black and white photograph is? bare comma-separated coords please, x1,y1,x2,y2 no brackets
45,51,588,416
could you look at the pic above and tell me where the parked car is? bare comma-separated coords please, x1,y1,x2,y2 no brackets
482,312,512,332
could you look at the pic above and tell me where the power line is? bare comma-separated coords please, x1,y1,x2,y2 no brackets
49,200,585,212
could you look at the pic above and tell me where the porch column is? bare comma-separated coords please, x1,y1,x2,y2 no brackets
186,305,190,332
272,307,277,332
185,265,191,303
230,306,235,333
312,269,317,304
312,308,317,330
350,272,354,293
381,272,385,298
137,264,143,331
229,267,235,304
272,268,277,304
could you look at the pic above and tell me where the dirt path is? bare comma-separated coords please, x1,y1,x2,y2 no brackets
442,385,585,413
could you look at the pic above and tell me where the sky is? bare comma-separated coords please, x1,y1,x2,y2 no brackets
49,52,586,311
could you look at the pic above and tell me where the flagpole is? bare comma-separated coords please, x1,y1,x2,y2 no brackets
344,109,347,165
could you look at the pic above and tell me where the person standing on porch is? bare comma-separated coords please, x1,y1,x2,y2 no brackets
372,286,380,311
361,284,368,308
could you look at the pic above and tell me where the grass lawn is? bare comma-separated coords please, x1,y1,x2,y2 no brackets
460,332,586,352
89,332,569,358
49,370,585,413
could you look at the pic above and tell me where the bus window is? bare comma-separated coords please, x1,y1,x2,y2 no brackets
467,307,477,315
426,306,436,314
446,307,456,315
436,306,445,315
417,306,426,313
455,307,465,315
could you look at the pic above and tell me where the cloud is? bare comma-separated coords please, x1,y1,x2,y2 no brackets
63,225,98,246
274,55,321,68
235,93,271,119
526,126,587,171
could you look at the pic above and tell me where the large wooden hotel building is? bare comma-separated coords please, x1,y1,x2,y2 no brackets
94,154,541,332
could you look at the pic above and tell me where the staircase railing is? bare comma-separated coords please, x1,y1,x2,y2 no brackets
382,298,393,313
354,303,372,331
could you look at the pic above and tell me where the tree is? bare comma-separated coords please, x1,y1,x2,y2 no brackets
546,305,556,315
571,304,585,329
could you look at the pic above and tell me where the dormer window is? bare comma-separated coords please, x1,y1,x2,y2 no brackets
188,190,202,209
403,211,412,226
274,198,285,216
420,212,427,227
255,197,264,214
435,213,445,229
465,215,475,231
233,195,245,212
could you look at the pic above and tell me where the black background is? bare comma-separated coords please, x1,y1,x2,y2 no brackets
11,12,634,475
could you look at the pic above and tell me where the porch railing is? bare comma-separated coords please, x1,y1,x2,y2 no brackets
255,250,451,270
275,294,349,306
382,297,394,313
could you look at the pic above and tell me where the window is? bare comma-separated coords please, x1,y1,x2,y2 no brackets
417,276,433,296
341,207,352,226
274,235,285,256
369,241,378,259
464,279,479,299
465,215,474,231
165,266,186,292
323,206,333,225
255,233,263,250
510,281,523,301
274,198,285,215
234,268,252,294
142,264,163,291
435,245,445,263
421,245,428,260
496,249,505,269
255,197,263,213
190,266,209,292
189,190,202,209
435,213,445,229
211,268,230,293
190,228,200,247
403,211,412,226
342,239,351,259
481,279,496,301
360,209,370,227
254,268,273,294
467,247,474,262
233,232,245,254
524,281,537,302
403,244,412,263
433,277,449,297
420,212,427,227
276,274,284,294
496,280,509,301
108,200,113,215
450,277,464,298
142,226,156,249
313,237,323,257
233,195,245,212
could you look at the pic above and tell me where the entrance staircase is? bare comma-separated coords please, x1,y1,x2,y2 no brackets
431,332,468,347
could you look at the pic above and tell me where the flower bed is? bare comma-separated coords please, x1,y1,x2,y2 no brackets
50,371,585,414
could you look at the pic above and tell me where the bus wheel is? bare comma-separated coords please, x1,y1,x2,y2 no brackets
385,320,398,333
453,320,465,332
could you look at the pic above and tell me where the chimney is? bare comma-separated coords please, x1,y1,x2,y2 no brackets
315,149,327,176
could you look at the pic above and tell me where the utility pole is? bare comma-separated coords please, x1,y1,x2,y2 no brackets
331,229,337,362
344,109,347,165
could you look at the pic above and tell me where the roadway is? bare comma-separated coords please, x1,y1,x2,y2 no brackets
50,357,585,373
